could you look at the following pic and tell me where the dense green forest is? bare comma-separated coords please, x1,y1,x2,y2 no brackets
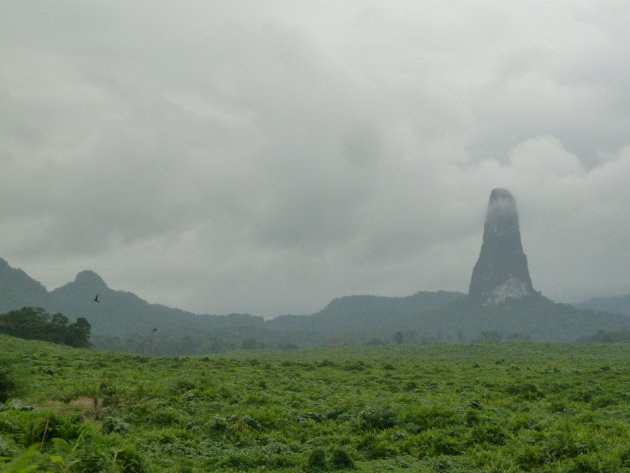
0,307,91,348
2,335,630,472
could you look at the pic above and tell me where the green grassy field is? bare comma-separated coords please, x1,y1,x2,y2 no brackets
1,334,630,472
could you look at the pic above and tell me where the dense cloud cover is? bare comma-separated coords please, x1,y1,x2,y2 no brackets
2,1,630,316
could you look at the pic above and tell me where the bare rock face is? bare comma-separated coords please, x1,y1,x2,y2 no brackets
469,188,535,304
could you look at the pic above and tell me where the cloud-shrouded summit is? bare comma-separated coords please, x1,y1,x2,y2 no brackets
2,1,630,316
469,188,535,304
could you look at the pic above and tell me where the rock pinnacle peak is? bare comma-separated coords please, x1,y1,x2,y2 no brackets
469,188,535,304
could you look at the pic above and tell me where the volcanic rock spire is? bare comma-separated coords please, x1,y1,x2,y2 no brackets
469,188,535,304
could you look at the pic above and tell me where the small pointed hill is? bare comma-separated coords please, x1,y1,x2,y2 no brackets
48,270,264,338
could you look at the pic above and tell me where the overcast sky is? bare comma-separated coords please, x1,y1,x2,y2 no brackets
2,1,630,316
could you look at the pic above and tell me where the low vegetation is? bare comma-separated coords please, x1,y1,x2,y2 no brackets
1,334,630,472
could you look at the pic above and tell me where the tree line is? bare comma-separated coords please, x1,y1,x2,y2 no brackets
0,307,91,348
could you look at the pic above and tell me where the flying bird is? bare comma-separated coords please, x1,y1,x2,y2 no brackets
94,294,100,303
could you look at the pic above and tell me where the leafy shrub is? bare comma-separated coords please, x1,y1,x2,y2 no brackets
572,389,598,403
0,435,16,457
206,415,228,435
14,411,83,446
403,381,417,391
221,451,259,470
464,409,480,426
422,431,462,456
544,427,592,461
343,361,365,372
356,434,397,459
619,446,630,467
572,452,618,473
432,456,452,473
0,445,39,473
306,448,327,471
549,401,579,414
505,383,545,400
103,416,131,434
72,444,114,473
468,423,507,446
358,407,397,430
150,408,180,426
171,379,197,394
329,448,355,470
389,431,406,441
44,413,85,443
324,407,351,422
114,445,146,473
467,400,482,409
590,395,617,409
399,405,458,431
515,444,545,469
229,414,262,432
99,382,119,407
0,364,16,403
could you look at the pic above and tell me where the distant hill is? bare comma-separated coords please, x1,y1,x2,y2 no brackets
0,258,48,312
0,258,463,344
574,294,630,316
422,295,630,342
1,257,630,354
0,259,265,352
271,293,630,344
268,291,464,338
47,270,265,339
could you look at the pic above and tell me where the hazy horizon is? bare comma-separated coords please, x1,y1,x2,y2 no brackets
2,1,630,316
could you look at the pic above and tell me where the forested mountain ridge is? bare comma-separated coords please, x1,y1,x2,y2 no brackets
47,270,265,338
268,291,464,334
1,257,629,354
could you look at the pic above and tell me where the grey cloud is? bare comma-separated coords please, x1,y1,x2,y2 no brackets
2,1,630,315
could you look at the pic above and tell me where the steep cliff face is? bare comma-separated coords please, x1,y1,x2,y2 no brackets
469,188,535,304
